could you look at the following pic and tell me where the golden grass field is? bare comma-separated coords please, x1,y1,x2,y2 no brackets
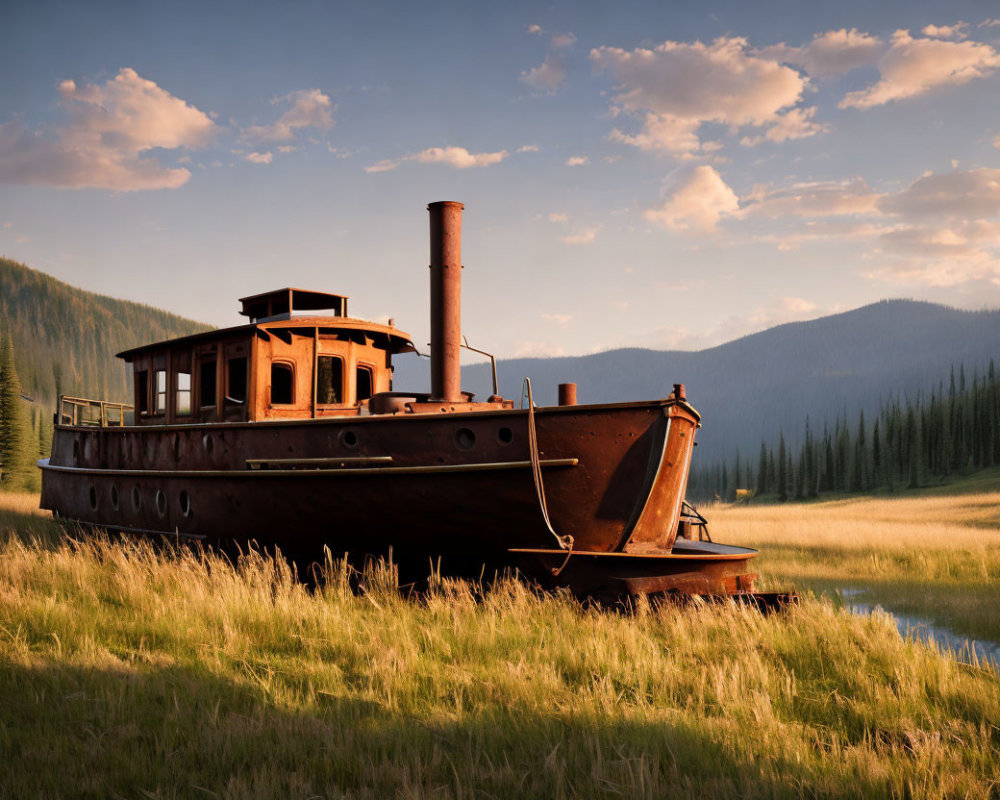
711,492,1000,643
0,490,998,799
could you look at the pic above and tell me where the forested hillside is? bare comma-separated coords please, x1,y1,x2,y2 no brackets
0,258,210,407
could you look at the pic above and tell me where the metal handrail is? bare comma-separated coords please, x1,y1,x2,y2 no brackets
58,395,133,427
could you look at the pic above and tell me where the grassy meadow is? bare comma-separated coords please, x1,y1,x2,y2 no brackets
713,491,1000,643
1,491,999,799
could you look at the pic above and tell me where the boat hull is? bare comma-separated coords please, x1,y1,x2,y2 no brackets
41,399,705,584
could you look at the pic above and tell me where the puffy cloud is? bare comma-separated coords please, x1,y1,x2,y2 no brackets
521,31,576,92
739,107,829,146
878,167,1000,218
840,30,1000,109
516,144,540,153
757,28,884,77
565,155,588,166
591,37,812,153
245,89,333,143
741,177,884,217
559,227,597,244
364,146,508,173
245,151,273,164
547,212,568,222
922,22,969,40
0,68,216,191
526,24,543,35
644,165,739,232
610,114,701,154
866,223,1000,286
520,56,567,91
411,146,507,168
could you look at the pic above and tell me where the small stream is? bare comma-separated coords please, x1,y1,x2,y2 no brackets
837,588,1000,671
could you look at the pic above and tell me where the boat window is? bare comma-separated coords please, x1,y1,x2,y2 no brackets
199,359,217,408
271,362,294,405
136,370,149,416
155,370,167,414
356,364,374,402
227,357,248,404
317,356,343,404
176,370,192,416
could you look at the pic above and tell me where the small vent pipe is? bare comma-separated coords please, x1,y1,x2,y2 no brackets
428,201,464,403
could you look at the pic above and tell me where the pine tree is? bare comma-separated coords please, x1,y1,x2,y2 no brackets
777,433,788,503
0,331,34,491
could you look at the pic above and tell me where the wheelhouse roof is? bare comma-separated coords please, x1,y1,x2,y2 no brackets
116,316,416,362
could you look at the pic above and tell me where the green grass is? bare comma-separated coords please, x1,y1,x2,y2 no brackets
1,494,999,798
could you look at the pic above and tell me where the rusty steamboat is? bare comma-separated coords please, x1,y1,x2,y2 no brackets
40,201,767,600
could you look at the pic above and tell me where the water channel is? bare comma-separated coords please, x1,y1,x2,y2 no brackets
836,587,1000,671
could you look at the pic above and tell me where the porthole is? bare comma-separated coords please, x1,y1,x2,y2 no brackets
455,427,476,450
132,485,142,512
202,434,214,455
88,486,98,511
155,490,167,518
110,485,120,511
180,490,192,518
497,427,514,445
340,429,360,450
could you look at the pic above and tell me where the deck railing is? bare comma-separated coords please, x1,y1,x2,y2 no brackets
58,395,134,427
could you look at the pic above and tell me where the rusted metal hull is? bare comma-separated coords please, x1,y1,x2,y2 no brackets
39,397,741,591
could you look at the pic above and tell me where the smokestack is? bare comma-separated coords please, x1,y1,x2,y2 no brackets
428,201,464,403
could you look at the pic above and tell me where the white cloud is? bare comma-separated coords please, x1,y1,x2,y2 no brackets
981,19,1000,28
878,167,1000,218
758,28,884,77
741,177,883,217
610,114,702,154
739,107,830,146
994,134,1000,148
521,55,568,91
412,146,508,168
364,146,508,173
550,32,576,49
513,340,567,357
0,68,216,191
922,22,969,40
559,227,597,244
592,37,809,154
516,144,540,153
548,212,568,222
644,165,739,232
865,226,1000,287
245,88,333,143
840,30,1000,109
245,151,273,164
542,313,573,325
565,155,589,166
526,24,543,35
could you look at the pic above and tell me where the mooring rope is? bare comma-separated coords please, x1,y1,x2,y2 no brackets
523,378,574,574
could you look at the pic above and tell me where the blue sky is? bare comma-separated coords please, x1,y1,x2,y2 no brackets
3,0,1000,359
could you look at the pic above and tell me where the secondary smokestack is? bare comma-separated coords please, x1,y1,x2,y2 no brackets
428,201,464,403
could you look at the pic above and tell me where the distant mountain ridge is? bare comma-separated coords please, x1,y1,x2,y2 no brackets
395,299,1000,461
3,256,998,466
0,257,211,408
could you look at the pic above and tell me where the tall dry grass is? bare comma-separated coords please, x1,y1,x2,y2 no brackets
0,490,999,798
712,493,1000,642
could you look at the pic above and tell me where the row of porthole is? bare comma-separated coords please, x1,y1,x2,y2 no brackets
455,426,514,450
88,484,192,520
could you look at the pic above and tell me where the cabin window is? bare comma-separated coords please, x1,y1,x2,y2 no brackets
356,365,374,402
136,370,149,415
227,357,248,404
155,370,167,414
271,362,294,405
199,359,217,408
176,370,192,416
316,356,343,404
